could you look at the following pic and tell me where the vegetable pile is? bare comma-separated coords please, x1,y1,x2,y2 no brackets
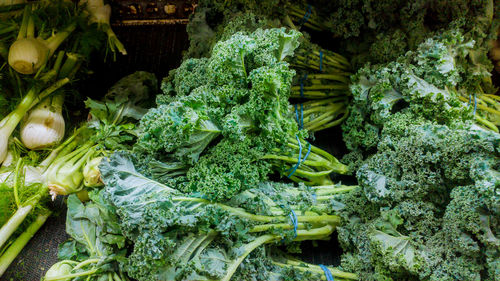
0,1,498,281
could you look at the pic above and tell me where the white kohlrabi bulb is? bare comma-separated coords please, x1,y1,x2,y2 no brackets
21,96,65,150
8,38,49,75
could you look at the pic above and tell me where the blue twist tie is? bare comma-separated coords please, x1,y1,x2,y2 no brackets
319,50,324,72
279,205,299,240
467,94,478,115
287,137,312,178
299,74,308,99
289,209,298,239
319,264,334,281
294,103,304,130
473,93,477,115
299,4,312,26
287,135,302,178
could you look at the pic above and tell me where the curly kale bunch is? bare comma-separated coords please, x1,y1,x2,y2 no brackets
338,114,499,281
97,152,356,281
341,28,499,170
136,28,348,201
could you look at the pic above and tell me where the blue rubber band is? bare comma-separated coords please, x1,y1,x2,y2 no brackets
319,264,334,281
303,142,311,163
294,104,304,130
299,74,308,99
279,205,299,239
473,93,477,115
287,135,303,178
298,4,312,26
289,209,298,239
311,193,317,204
468,94,472,107
319,50,324,72
287,137,311,178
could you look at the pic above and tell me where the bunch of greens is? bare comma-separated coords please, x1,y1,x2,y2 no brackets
342,28,499,170
43,151,357,281
336,22,500,281
338,114,499,281
184,2,354,132
312,0,497,66
43,194,128,281
137,27,348,202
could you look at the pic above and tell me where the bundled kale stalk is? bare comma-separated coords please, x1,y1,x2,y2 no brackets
185,1,353,131
337,28,500,281
43,152,358,281
290,97,349,132
137,28,348,202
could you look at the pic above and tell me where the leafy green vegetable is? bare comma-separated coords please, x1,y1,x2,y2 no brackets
43,193,127,281
98,151,356,281
137,28,348,201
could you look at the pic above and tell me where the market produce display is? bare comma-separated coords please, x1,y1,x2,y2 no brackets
0,0,498,281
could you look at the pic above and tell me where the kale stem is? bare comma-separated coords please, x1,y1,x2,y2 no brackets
221,234,276,281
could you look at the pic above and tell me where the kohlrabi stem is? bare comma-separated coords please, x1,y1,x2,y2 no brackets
0,25,16,36
0,212,50,276
104,25,127,55
13,158,23,207
0,184,48,249
44,268,99,281
72,258,100,270
39,51,66,84
58,53,81,79
45,22,77,56
0,205,32,249
0,41,7,59
221,234,276,281
26,13,34,38
0,87,38,138
17,5,30,40
28,78,70,111
38,128,80,171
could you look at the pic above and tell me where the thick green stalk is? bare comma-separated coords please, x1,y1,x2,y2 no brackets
38,129,80,172
272,260,358,280
58,53,81,79
0,205,32,249
221,234,276,281
12,158,23,207
16,4,30,40
44,268,99,281
45,22,77,56
103,24,127,56
72,258,100,270
0,212,50,276
0,184,48,249
0,86,37,136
